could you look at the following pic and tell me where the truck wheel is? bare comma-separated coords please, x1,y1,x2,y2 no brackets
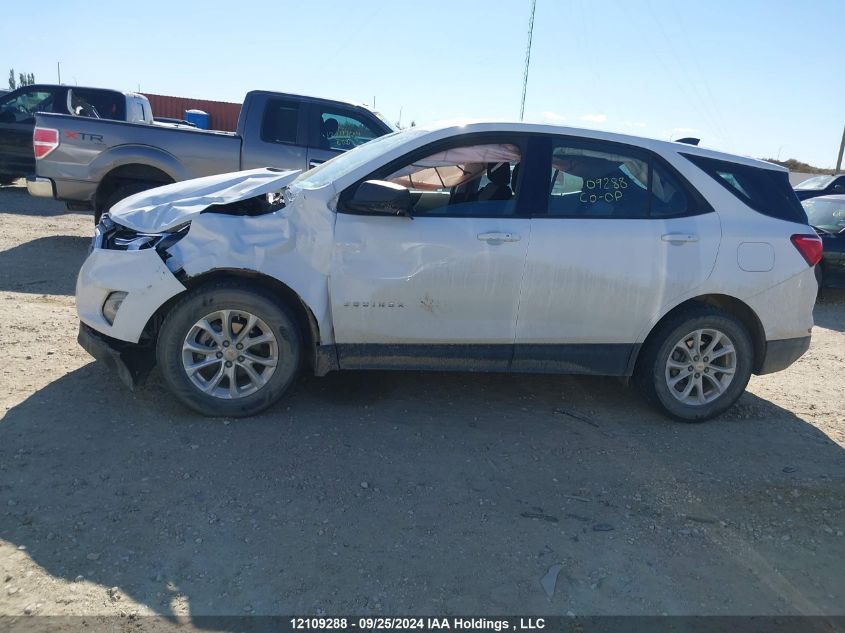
634,307,753,422
96,181,161,225
156,281,301,417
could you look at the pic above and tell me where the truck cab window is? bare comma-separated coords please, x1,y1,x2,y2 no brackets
317,110,381,151
261,100,299,144
69,89,126,121
0,90,55,123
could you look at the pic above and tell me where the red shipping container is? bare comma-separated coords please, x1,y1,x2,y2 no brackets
143,93,242,131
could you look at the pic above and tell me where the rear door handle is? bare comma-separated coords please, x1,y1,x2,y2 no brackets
477,232,520,243
661,233,699,243
309,159,325,168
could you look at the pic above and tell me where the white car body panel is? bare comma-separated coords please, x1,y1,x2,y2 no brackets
515,213,721,345
330,214,530,345
76,248,186,342
166,188,338,342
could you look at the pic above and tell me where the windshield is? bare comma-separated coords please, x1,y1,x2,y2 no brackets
292,128,429,190
803,197,845,232
795,175,834,190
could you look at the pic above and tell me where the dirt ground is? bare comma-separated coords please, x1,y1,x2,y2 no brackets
0,181,843,619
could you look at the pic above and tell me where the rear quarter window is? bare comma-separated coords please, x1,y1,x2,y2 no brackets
682,153,807,224
71,89,126,121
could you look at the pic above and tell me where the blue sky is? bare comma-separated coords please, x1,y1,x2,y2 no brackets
2,0,841,167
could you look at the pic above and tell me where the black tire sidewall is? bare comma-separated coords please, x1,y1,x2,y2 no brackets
156,284,301,417
643,311,753,422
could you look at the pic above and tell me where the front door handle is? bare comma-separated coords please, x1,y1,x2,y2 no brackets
661,233,699,243
477,232,521,243
309,159,324,168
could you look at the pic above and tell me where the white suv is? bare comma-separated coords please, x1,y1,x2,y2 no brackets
75,123,822,421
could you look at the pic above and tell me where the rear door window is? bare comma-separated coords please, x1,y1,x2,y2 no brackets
70,89,126,120
650,163,690,217
260,99,300,144
548,141,650,217
314,108,383,151
683,153,807,223
546,138,703,218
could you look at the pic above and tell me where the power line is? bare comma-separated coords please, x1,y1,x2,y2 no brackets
519,0,537,121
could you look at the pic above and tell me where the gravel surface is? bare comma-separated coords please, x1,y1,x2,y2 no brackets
0,181,843,618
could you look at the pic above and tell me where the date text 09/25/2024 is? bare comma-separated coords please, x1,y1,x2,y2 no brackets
290,618,547,631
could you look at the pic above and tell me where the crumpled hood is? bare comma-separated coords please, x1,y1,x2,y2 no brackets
108,167,301,233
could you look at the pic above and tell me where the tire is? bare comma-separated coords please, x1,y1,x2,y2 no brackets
96,181,162,225
156,281,301,417
814,264,825,301
634,306,753,422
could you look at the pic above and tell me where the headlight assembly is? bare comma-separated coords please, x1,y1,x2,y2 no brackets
102,224,189,254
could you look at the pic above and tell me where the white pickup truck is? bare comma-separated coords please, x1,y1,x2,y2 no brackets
75,122,819,422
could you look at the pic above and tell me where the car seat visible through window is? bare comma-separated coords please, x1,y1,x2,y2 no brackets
477,162,513,201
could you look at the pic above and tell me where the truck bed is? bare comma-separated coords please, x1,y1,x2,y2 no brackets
33,113,242,205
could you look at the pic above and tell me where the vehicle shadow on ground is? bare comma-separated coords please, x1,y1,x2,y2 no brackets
0,236,89,295
0,185,72,217
1,363,843,621
814,290,845,332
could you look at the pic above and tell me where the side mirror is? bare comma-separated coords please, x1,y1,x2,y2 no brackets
344,180,412,216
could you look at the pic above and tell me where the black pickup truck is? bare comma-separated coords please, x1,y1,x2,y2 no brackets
28,90,394,221
0,84,153,184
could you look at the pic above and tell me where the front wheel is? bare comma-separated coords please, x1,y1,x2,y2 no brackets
635,307,753,422
156,281,301,417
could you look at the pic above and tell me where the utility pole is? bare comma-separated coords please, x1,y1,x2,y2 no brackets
57,61,61,84
519,0,537,121
836,125,845,173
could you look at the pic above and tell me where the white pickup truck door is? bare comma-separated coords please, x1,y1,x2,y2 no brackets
513,138,721,374
328,135,532,369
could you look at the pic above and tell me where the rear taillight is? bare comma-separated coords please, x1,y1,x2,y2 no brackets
33,127,59,159
790,234,823,267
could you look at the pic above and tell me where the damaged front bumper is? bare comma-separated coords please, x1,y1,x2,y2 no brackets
78,322,155,390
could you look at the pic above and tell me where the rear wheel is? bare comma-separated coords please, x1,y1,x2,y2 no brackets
156,281,301,417
635,307,753,422
96,181,163,225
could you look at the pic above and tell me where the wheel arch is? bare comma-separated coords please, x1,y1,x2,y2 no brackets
94,164,175,212
631,294,766,375
143,269,335,376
